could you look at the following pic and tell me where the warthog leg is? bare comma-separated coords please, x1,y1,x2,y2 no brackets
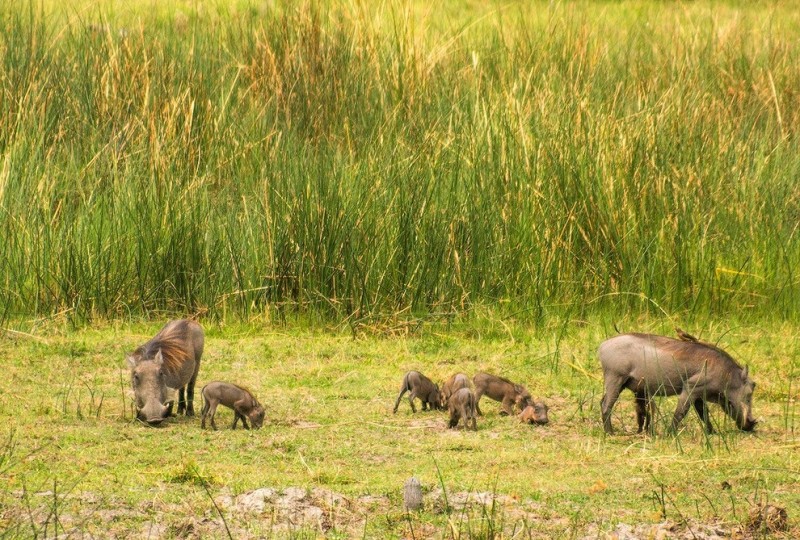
670,391,694,432
186,362,200,416
185,383,195,417
202,400,219,430
693,399,714,434
200,399,210,429
408,390,418,413
474,389,485,416
232,412,250,430
178,387,186,415
500,397,514,416
448,411,461,429
635,394,655,434
600,377,625,434
233,401,251,430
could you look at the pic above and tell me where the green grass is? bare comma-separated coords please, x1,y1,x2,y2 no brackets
0,318,797,537
1,1,800,536
1,0,800,324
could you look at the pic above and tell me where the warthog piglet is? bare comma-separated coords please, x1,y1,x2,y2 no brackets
440,373,471,408
393,371,442,413
473,372,533,416
201,381,265,430
518,401,549,425
448,388,478,431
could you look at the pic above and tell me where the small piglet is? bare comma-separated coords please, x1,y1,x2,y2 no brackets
518,402,549,425
448,388,478,431
473,372,533,416
393,371,442,413
201,381,265,430
440,373,471,408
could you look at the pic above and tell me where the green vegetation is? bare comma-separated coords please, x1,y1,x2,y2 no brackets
2,0,799,324
0,319,798,537
1,1,799,537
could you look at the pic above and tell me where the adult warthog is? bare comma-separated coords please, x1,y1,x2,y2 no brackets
598,331,757,434
126,319,204,425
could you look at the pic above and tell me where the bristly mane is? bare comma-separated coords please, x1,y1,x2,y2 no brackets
135,323,192,375
488,374,518,386
232,383,258,402
632,333,743,370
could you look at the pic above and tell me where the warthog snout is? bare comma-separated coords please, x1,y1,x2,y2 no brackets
137,403,169,426
519,402,549,426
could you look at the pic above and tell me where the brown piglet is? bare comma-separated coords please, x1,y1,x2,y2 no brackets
518,402,549,425
393,371,442,413
473,372,533,416
448,388,478,431
440,373,471,409
201,381,265,430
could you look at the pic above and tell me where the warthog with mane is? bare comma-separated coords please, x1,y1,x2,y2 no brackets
126,319,204,425
598,330,756,434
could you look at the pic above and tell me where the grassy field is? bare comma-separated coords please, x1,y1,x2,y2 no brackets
0,317,798,538
2,0,800,537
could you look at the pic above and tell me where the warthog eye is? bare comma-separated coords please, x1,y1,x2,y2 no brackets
133,374,139,385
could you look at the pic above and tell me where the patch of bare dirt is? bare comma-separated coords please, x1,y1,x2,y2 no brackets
216,486,391,536
407,418,446,429
426,488,569,534
582,520,736,540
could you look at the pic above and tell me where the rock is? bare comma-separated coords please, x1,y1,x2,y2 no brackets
277,487,306,506
235,488,277,513
301,504,325,523
403,477,423,511
311,487,349,508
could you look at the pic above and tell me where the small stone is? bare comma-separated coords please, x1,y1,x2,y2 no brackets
403,477,423,511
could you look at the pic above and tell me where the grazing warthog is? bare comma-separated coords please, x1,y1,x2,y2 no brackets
448,388,478,431
598,331,757,434
393,371,442,413
201,382,265,430
473,373,533,416
440,373,471,408
126,319,204,425
518,402,550,425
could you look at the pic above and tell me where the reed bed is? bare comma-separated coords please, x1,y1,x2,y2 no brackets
1,1,799,324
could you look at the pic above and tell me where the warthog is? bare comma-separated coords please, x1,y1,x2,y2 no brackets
518,402,550,425
393,371,442,413
448,388,478,431
473,372,533,416
126,319,204,425
201,381,265,430
440,373,471,408
598,331,757,434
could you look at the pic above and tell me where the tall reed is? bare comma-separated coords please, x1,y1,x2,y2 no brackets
1,1,798,324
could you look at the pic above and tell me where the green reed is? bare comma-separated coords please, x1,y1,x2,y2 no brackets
1,1,799,324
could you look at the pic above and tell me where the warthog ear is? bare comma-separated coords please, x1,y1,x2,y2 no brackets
742,365,749,381
154,349,164,366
